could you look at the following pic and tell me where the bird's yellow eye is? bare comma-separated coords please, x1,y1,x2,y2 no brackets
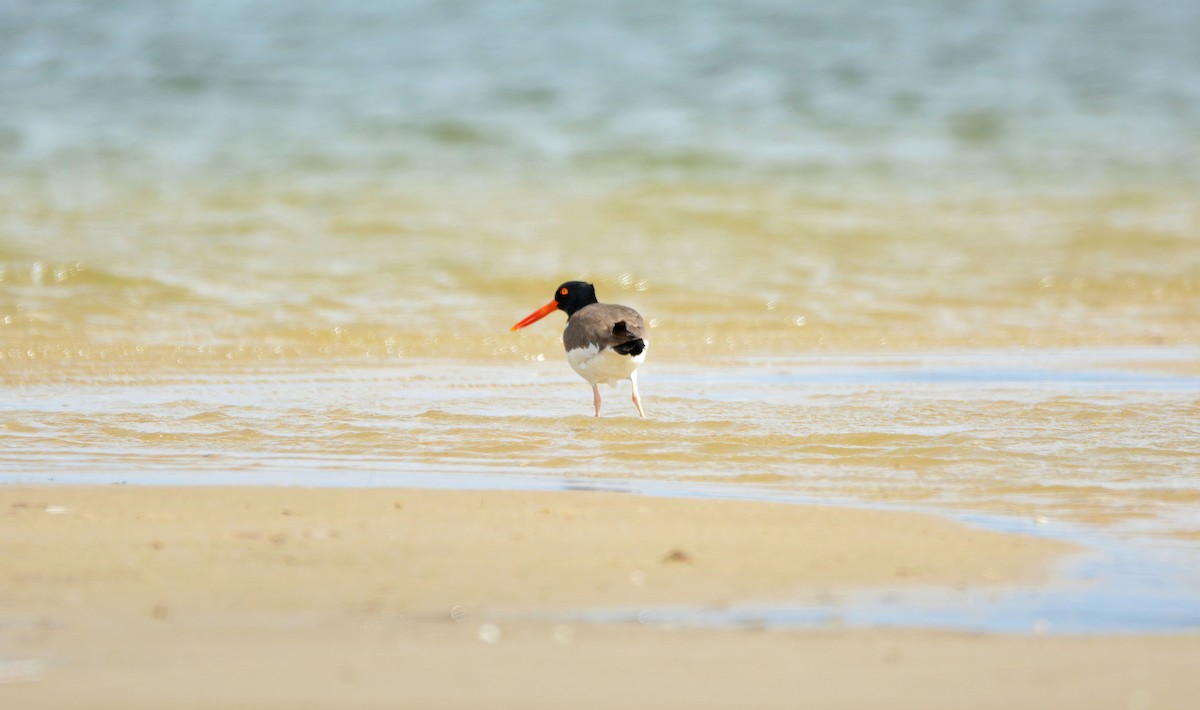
560,287,569,295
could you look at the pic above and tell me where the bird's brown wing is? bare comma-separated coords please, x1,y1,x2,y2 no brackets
564,304,646,353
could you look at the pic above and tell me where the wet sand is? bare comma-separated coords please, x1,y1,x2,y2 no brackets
2,485,1197,708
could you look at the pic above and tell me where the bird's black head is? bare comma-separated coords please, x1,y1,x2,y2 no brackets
554,281,598,316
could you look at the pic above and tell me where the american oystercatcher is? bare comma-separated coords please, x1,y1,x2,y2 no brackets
511,281,647,418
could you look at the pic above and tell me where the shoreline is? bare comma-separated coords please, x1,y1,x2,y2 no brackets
5,484,1198,707
1,485,1076,614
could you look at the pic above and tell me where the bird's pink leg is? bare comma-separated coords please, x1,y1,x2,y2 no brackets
592,384,602,417
630,372,645,418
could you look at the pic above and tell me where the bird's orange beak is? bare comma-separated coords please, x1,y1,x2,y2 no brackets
510,300,558,331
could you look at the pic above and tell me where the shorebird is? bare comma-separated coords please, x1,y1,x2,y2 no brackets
511,281,647,418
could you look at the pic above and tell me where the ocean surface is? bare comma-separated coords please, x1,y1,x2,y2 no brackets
2,1,1199,628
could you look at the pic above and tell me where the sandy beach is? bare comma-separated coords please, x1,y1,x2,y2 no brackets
2,485,1196,709
5,2,1200,707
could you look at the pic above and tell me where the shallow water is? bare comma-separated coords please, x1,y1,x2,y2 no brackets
2,1,1199,632
5,350,1199,538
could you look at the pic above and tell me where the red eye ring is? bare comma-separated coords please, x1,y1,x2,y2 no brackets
560,287,569,295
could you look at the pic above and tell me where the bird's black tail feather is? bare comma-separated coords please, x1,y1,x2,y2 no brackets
613,338,644,356
612,321,645,356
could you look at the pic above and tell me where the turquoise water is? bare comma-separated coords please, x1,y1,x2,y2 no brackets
3,0,1198,188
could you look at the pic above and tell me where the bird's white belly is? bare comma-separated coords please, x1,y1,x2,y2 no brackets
565,343,646,385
